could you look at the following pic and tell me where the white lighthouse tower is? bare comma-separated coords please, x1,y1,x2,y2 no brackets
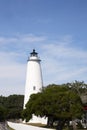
24,49,43,108
24,49,47,124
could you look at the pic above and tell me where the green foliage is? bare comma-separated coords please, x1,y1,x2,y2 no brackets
67,80,87,96
22,84,83,125
0,94,24,120
0,105,7,121
77,121,83,129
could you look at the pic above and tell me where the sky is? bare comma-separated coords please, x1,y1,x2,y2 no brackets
0,0,87,96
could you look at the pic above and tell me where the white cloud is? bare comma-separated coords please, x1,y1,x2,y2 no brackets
20,34,46,43
0,34,47,55
0,52,26,96
0,34,46,45
42,43,87,60
41,42,87,85
0,34,87,96
0,37,17,44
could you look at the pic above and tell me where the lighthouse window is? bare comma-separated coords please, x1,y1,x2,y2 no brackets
33,86,36,90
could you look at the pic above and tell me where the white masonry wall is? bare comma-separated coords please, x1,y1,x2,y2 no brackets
23,52,47,124
24,56,43,108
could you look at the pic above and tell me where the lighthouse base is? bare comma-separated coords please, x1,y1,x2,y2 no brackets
29,115,47,124
23,115,47,124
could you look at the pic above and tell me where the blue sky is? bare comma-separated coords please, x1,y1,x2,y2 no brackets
0,0,87,96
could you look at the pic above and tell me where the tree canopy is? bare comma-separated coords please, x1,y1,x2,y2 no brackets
22,83,83,130
0,94,24,121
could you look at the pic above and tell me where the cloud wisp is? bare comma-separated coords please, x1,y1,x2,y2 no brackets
41,42,87,85
0,52,26,96
0,34,46,45
0,34,87,96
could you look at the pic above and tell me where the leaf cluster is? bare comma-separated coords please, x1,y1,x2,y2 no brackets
22,84,83,122
0,94,24,121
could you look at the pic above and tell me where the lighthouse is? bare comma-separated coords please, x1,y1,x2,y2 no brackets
24,49,43,108
23,49,47,123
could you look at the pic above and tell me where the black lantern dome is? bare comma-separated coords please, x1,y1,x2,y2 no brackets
30,49,38,57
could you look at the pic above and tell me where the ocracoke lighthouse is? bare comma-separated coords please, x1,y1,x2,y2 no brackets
24,49,47,124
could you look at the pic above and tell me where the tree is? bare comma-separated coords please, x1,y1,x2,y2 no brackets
0,94,24,120
0,105,7,121
67,80,87,96
22,84,83,130
6,95,24,119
